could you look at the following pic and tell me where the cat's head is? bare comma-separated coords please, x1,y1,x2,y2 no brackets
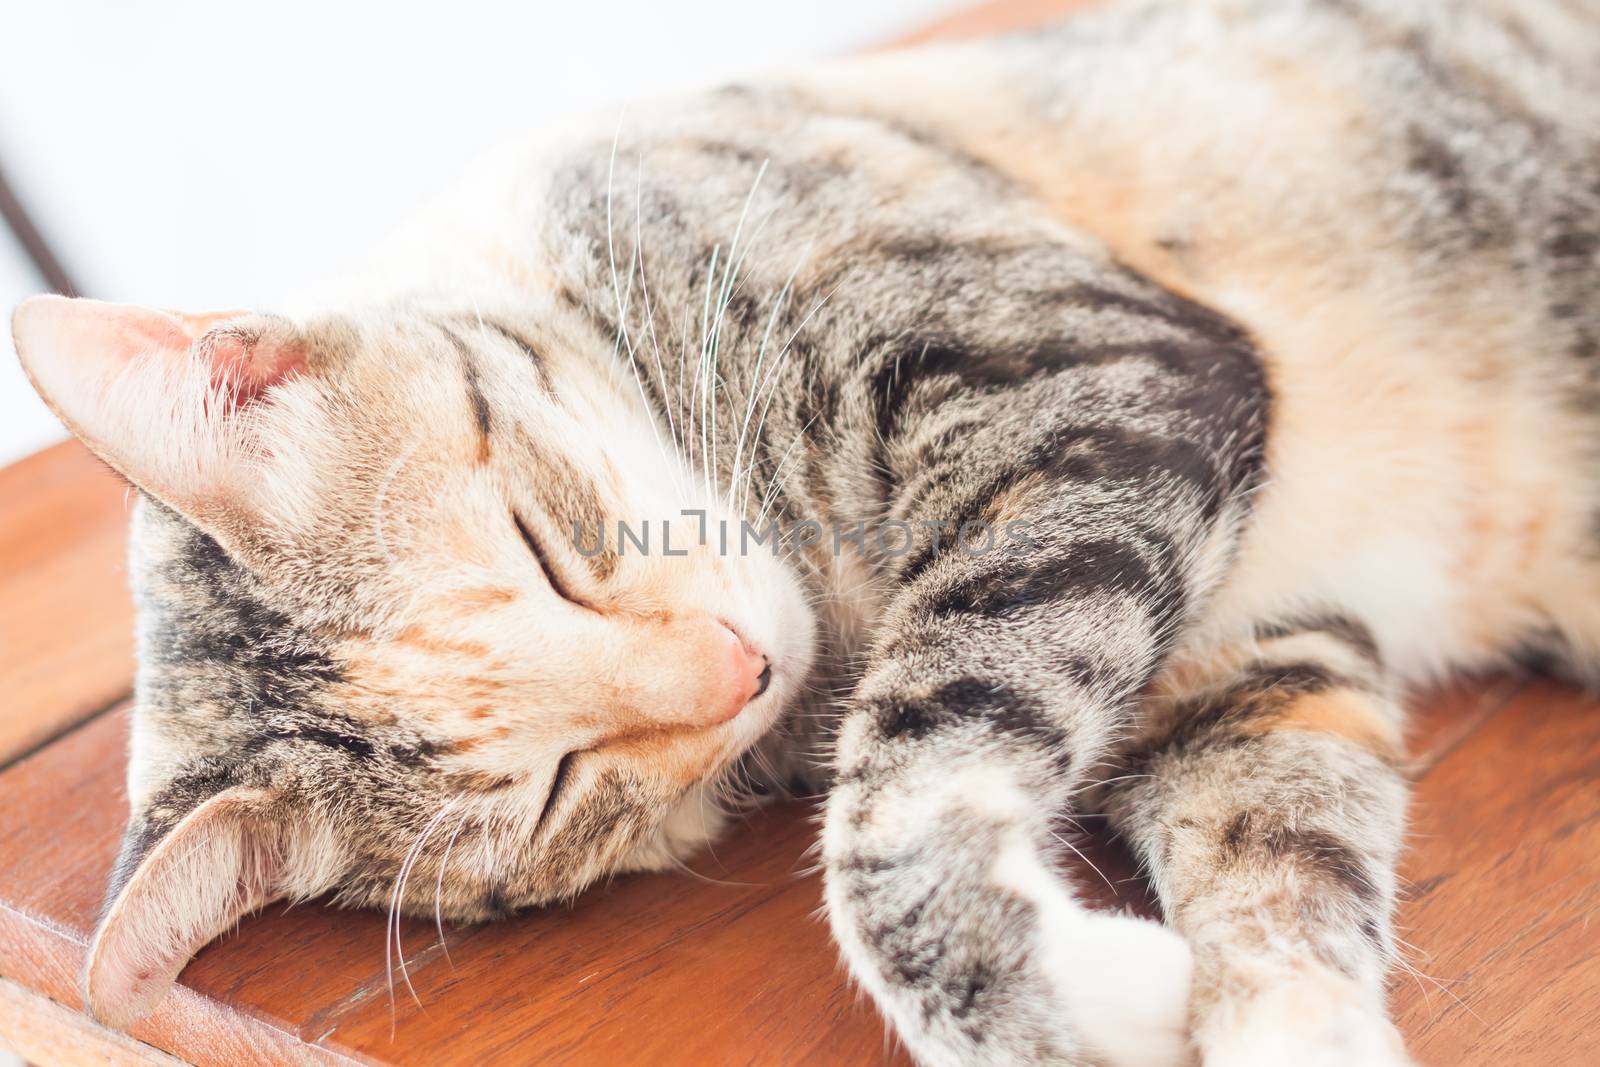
12,294,815,1026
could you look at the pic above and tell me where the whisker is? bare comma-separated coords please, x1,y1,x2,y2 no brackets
756,412,821,527
632,154,684,489
433,807,471,970
693,243,722,499
732,243,811,515
706,160,770,507
1045,829,1119,896
747,283,840,520
387,800,458,1029
605,119,672,474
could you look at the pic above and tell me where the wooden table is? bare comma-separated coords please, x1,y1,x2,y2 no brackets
3,5,1599,1063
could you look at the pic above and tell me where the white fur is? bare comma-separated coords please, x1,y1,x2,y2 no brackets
992,834,1195,1067
1199,961,1415,1067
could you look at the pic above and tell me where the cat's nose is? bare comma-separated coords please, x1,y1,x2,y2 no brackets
712,619,772,721
637,616,773,727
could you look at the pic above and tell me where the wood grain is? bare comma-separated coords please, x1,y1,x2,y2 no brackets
0,441,135,765
0,978,178,1067
310,802,908,1065
1393,682,1600,1066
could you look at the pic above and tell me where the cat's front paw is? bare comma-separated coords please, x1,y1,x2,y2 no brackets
1197,961,1414,1067
1036,910,1197,1067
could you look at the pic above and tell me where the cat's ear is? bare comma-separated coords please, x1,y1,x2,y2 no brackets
85,787,289,1028
11,295,304,515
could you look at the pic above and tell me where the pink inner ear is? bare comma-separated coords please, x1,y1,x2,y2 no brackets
15,296,302,399
12,295,306,510
15,294,306,422
16,298,194,375
122,305,306,399
194,325,307,405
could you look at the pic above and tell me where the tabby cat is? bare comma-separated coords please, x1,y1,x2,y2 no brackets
13,0,1600,1062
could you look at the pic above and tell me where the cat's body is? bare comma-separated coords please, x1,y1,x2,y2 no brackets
392,0,1600,692
12,0,1600,1064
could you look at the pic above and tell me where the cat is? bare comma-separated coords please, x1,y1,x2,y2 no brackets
11,0,1600,1063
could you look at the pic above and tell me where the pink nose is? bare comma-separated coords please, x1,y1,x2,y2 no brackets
710,619,772,722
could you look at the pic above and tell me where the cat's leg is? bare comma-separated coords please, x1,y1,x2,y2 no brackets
813,232,1272,1064
824,661,1195,1067
1105,615,1413,1067
820,507,1243,1065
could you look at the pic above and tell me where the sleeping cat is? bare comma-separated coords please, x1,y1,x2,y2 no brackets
12,0,1600,1063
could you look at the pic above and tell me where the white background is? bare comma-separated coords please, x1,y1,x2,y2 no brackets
0,0,959,469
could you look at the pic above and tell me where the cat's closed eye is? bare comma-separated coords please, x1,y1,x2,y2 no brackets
536,750,581,830
513,512,585,606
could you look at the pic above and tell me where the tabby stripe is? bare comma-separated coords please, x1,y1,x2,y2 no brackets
1126,661,1343,763
1058,282,1249,347
891,422,1218,586
1217,812,1384,913
480,319,556,395
1130,653,1409,773
923,536,1160,620
1254,613,1382,665
441,325,493,456
868,677,1068,755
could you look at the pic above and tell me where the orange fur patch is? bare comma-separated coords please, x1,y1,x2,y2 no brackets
1239,689,1404,763
452,585,520,610
394,625,494,660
